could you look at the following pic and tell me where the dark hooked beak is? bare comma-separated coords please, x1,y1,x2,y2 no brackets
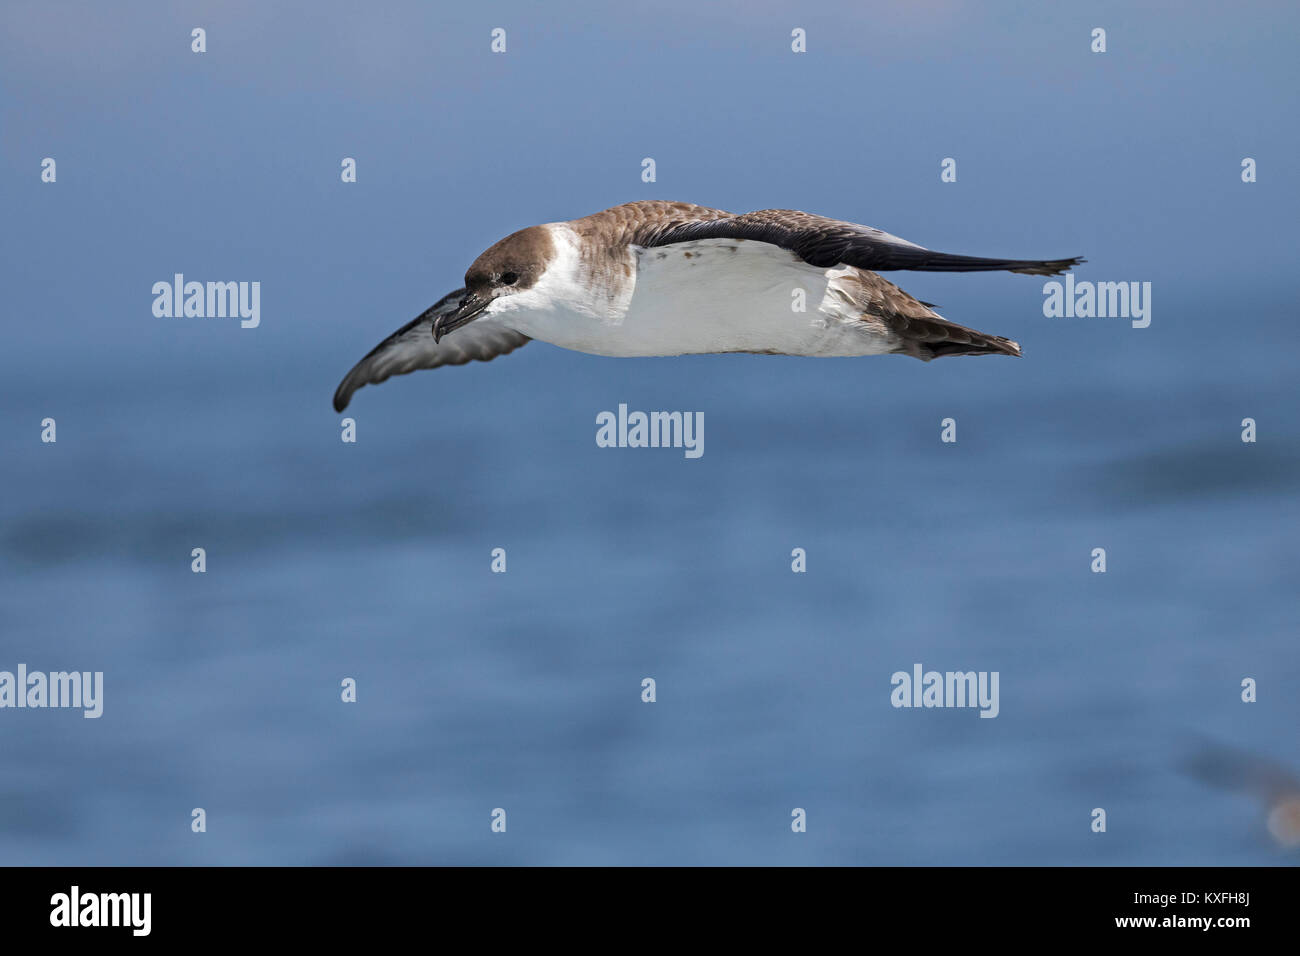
432,291,490,343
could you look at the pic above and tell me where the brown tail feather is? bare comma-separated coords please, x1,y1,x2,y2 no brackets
834,268,1022,362
925,334,1021,359
888,313,1022,361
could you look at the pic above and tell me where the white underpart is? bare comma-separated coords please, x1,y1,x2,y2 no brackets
483,225,901,357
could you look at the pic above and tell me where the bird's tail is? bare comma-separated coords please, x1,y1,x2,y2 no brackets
891,313,1022,361
926,332,1021,359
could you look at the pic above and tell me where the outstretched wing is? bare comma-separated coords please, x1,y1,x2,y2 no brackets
333,289,531,411
636,207,1083,276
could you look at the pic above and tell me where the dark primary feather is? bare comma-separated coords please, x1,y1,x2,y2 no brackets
634,207,1083,276
332,289,530,411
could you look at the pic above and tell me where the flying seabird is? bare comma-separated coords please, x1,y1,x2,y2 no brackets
333,201,1082,411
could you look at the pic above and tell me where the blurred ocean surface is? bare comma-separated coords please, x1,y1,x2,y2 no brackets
1,301,1296,865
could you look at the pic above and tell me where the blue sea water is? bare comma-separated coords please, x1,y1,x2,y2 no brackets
0,0,1296,865
2,315,1296,865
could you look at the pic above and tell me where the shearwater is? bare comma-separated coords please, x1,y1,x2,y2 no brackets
333,201,1083,411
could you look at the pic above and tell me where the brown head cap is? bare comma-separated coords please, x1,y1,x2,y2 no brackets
464,224,556,293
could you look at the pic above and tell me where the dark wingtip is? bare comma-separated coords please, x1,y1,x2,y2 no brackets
332,380,353,413
1011,255,1086,277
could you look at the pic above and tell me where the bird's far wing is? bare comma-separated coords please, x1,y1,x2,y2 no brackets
332,289,531,411
640,209,1084,277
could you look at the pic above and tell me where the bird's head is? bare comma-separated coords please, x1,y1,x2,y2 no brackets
433,225,556,342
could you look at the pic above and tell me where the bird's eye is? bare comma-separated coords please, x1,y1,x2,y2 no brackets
500,272,519,286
